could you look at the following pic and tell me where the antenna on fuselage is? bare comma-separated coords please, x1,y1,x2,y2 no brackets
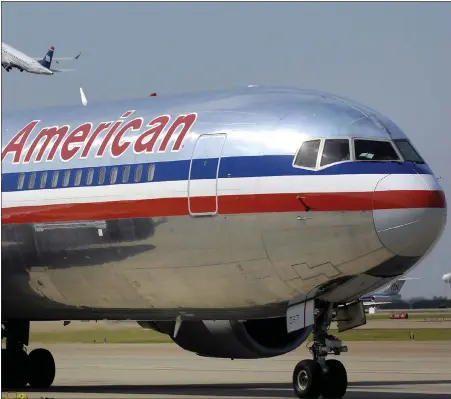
80,86,88,106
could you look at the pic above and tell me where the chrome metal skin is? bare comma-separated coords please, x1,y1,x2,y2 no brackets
374,174,447,257
1,86,447,322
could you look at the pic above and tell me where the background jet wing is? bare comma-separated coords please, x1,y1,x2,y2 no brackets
363,301,392,306
33,52,82,63
53,53,82,64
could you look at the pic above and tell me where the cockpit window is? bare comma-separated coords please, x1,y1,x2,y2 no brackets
393,139,424,164
320,139,350,167
354,139,400,161
294,139,321,169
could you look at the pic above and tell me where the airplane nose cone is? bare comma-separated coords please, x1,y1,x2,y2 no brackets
373,173,447,257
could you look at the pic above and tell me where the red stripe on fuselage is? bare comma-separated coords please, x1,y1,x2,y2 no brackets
373,189,446,210
1,190,445,225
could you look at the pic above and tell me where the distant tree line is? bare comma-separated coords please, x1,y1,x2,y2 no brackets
380,296,451,310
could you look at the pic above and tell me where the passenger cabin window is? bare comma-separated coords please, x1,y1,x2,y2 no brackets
74,170,82,186
147,164,155,181
394,139,424,164
40,171,48,189
110,167,118,184
354,139,400,161
134,165,143,182
98,167,106,184
320,139,350,167
18,173,25,189
122,166,130,183
294,140,321,169
51,171,59,188
86,168,94,185
63,170,70,187
28,173,36,190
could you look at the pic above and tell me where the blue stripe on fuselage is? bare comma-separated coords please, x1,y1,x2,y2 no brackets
1,155,431,193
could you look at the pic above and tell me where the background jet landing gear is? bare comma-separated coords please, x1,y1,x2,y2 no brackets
1,321,56,389
292,302,349,399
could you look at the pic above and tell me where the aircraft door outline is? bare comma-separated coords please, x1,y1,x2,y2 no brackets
188,133,227,216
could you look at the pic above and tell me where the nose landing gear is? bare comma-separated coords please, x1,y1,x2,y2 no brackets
292,302,350,399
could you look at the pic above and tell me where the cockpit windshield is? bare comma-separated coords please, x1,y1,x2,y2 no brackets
393,139,425,164
320,139,350,167
293,137,409,171
294,139,321,169
353,139,400,161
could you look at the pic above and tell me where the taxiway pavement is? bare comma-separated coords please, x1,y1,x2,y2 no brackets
8,341,451,399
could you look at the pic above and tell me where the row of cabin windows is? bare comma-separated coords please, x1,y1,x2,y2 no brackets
293,138,423,169
17,164,155,190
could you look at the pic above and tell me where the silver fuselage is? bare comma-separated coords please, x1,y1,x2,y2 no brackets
1,86,447,321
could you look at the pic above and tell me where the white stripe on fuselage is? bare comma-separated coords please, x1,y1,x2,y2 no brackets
2,173,436,209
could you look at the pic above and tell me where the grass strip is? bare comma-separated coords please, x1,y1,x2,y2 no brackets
367,312,451,320
29,328,172,344
326,328,451,341
14,327,451,344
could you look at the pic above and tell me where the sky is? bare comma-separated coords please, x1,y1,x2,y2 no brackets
2,1,451,299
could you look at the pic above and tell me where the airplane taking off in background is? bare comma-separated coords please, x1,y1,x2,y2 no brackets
1,42,81,75
360,277,419,314
1,86,447,398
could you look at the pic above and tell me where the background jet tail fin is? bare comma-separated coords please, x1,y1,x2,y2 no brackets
38,46,55,69
383,277,421,296
383,279,407,295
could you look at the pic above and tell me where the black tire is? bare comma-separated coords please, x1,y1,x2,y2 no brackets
321,359,348,398
2,349,28,389
27,348,56,388
292,359,323,398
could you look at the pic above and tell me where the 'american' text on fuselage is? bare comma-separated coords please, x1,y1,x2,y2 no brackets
1,111,198,165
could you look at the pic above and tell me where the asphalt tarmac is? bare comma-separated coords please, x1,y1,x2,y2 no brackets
6,341,451,399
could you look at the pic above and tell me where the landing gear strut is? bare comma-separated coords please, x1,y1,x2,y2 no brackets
292,302,348,398
1,321,56,389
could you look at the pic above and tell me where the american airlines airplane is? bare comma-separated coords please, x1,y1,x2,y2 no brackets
1,42,81,75
1,86,447,398
360,277,418,314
